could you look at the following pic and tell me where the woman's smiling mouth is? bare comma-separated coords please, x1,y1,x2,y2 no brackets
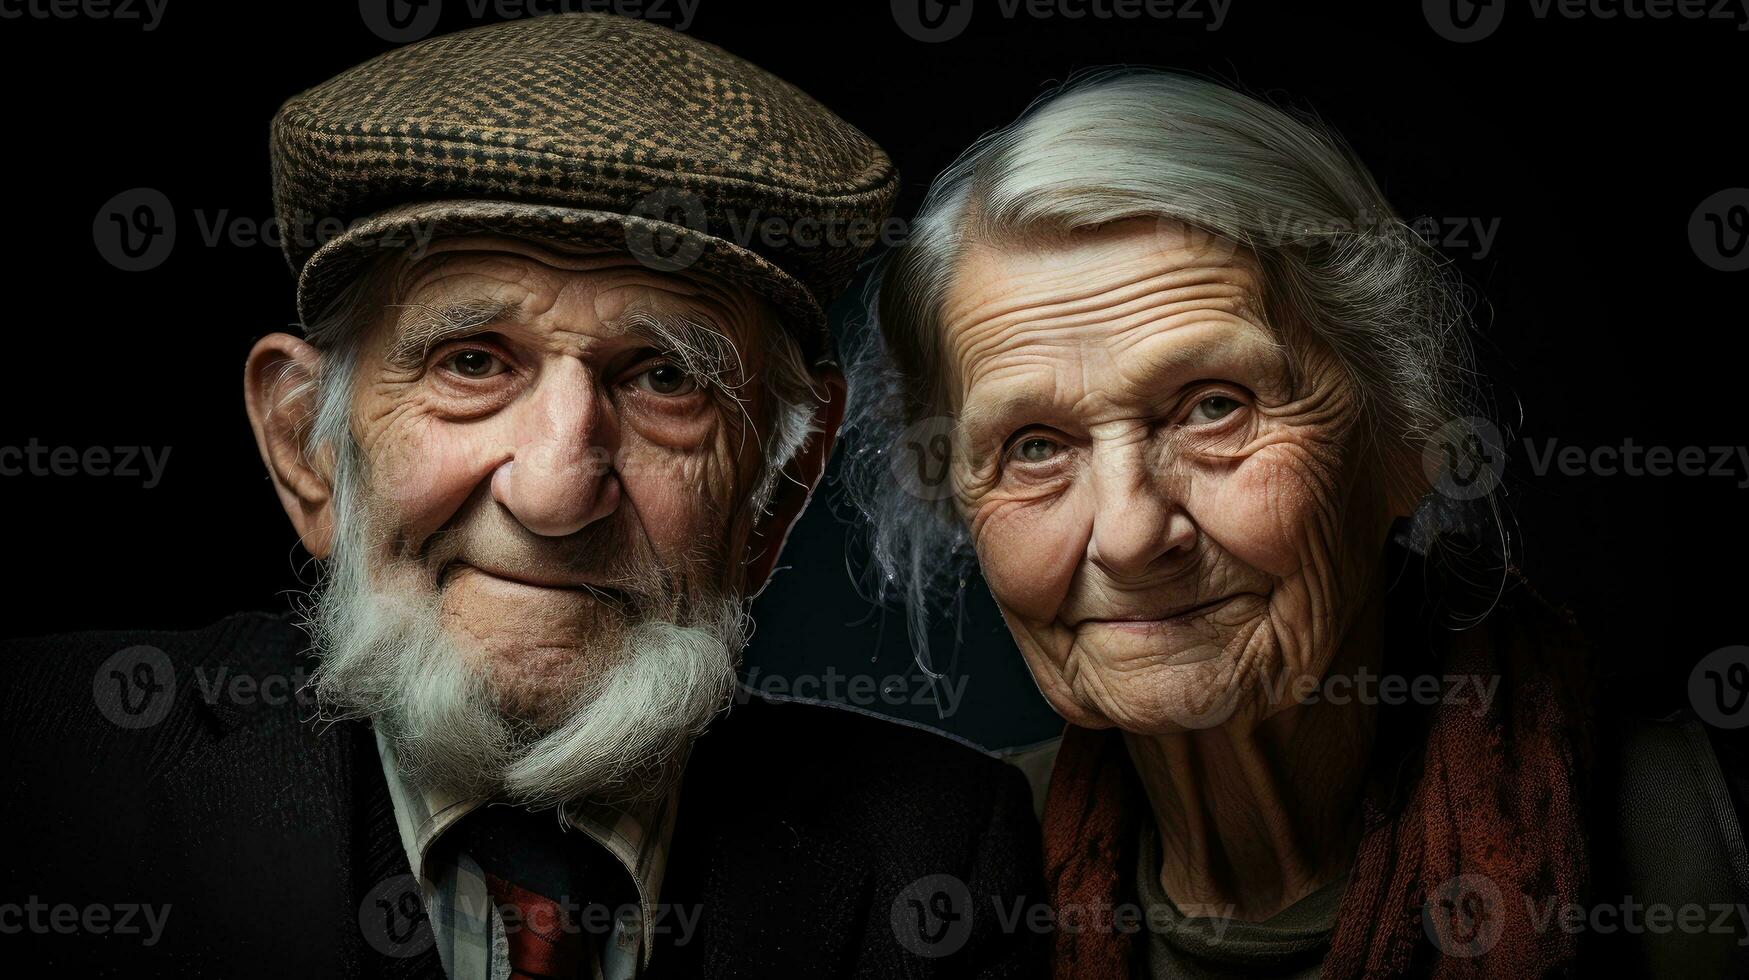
1073,593,1262,634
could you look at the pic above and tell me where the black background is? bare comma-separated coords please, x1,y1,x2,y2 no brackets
3,0,1743,750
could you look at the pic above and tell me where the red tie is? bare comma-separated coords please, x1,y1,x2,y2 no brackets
456,803,637,980
482,872,586,980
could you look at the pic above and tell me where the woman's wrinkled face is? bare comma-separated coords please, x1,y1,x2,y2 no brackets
940,219,1392,734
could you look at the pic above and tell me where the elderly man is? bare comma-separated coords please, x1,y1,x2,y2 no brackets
1,16,1042,979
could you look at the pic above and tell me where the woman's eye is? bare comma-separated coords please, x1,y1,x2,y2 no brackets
1011,436,1063,464
633,361,698,396
442,349,506,379
1188,394,1242,424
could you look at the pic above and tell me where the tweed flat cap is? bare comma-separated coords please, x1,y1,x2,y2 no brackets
271,13,897,360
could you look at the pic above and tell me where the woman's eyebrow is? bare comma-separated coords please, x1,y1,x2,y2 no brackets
956,326,1288,438
959,387,1048,448
383,299,522,369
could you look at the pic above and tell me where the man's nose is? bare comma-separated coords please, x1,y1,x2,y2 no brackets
490,362,620,537
1086,444,1195,580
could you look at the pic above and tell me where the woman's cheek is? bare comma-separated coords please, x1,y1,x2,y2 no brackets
1193,450,1326,578
972,494,1085,626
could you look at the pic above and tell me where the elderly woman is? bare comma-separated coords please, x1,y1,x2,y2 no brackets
847,72,1749,977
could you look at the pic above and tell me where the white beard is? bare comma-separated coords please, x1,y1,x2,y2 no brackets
301,460,745,808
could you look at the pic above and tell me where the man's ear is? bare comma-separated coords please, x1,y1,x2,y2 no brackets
742,365,848,597
244,333,338,558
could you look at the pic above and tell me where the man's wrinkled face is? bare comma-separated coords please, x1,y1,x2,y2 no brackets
940,219,1393,735
347,238,772,723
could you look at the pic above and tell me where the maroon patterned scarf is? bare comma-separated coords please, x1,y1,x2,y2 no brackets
1040,599,1593,978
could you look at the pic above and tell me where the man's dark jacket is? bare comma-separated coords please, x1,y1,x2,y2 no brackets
1,612,1046,978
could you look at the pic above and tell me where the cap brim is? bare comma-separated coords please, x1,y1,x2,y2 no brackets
294,199,830,360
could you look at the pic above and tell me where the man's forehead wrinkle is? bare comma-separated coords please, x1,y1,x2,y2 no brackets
403,248,563,298
601,280,763,350
392,259,551,324
399,237,765,328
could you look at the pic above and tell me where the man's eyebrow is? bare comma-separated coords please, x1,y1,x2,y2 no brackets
384,299,521,369
613,308,762,459
610,309,748,394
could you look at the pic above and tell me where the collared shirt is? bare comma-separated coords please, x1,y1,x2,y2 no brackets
376,730,678,980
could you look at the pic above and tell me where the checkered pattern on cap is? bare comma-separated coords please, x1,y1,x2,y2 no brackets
271,13,897,359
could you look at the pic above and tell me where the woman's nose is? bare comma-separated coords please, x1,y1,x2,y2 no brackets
490,365,621,538
1086,452,1196,580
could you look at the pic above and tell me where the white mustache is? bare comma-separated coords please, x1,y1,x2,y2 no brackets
301,440,745,808
416,485,681,612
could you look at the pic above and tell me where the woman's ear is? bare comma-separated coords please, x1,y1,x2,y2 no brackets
741,365,848,597
244,333,339,558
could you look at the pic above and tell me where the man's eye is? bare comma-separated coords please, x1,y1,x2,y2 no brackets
1188,394,1242,424
442,349,506,379
1011,436,1064,464
633,361,698,396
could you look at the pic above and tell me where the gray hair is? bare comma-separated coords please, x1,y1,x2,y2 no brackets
289,251,823,533
304,440,746,806
842,69,1498,663
268,251,826,804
